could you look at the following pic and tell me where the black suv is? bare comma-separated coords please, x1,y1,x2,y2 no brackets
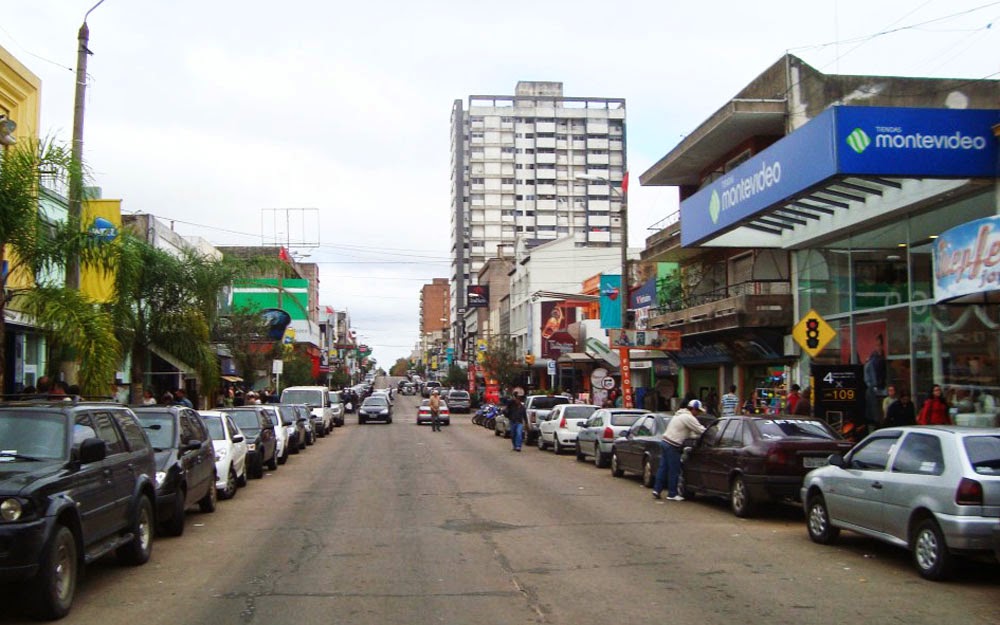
0,399,157,620
221,407,278,478
132,406,217,537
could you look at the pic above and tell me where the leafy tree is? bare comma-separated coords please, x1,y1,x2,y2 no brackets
0,137,119,393
443,362,466,389
389,358,409,376
480,336,521,390
278,345,317,388
213,304,282,390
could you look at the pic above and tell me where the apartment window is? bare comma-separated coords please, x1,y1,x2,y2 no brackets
471,132,484,139
501,178,515,184
470,177,484,184
501,146,515,154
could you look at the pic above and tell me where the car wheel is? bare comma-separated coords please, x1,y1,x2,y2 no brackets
730,475,756,518
278,447,288,465
250,454,263,479
594,443,609,468
576,443,586,462
221,467,238,500
610,451,624,477
912,517,954,581
537,435,546,450
117,495,154,565
494,427,500,436
359,416,366,425
199,478,218,513
387,418,393,424
642,458,654,488
237,464,248,487
28,525,77,620
266,451,278,471
161,489,186,537
806,494,840,545
553,438,563,455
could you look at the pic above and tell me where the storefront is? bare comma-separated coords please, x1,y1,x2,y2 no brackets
680,105,999,423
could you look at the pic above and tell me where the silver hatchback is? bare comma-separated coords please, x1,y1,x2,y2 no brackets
801,426,1000,580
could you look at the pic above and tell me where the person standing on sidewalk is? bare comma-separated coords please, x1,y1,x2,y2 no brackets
429,389,443,432
653,399,707,501
720,385,740,417
506,393,527,451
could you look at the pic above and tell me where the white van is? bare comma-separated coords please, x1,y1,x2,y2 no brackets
280,386,334,435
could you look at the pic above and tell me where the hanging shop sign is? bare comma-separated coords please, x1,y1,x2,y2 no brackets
933,215,1000,303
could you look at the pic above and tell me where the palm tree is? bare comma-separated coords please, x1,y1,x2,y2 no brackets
0,137,119,394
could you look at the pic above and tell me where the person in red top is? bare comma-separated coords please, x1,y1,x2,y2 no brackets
786,384,802,414
917,384,951,425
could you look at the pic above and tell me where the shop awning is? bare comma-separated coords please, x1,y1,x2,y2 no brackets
558,353,595,364
629,350,670,361
221,375,243,383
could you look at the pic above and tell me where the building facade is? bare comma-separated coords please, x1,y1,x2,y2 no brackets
641,54,999,426
419,278,450,374
450,81,626,357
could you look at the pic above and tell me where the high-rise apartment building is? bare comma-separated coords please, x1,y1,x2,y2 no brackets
449,81,626,351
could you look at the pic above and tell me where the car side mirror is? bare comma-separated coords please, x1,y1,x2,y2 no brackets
232,434,245,443
78,437,107,464
828,454,846,468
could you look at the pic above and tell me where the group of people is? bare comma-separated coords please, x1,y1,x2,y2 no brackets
19,376,78,397
141,387,195,407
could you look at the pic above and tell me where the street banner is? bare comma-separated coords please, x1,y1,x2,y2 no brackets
608,329,681,350
467,285,490,308
599,274,622,329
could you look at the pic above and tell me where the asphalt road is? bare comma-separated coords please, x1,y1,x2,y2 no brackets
3,385,997,624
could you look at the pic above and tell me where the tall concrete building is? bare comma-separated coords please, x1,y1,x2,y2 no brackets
449,81,626,354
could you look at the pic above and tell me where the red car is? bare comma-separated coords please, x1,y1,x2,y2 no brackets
681,415,854,517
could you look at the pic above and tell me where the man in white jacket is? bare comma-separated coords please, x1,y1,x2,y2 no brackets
652,399,708,501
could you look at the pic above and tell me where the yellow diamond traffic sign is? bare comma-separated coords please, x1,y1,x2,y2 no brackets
792,309,836,358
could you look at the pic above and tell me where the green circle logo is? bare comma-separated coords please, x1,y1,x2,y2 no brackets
709,190,721,224
846,128,871,154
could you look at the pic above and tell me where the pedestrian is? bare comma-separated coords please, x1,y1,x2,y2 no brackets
916,384,951,425
428,389,443,432
883,391,916,427
792,386,812,416
506,393,527,451
881,384,898,421
653,399,708,501
160,392,175,405
174,388,194,408
787,384,802,414
720,385,739,417
142,389,157,405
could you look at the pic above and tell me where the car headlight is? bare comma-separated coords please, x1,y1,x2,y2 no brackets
1,498,24,522
380,409,389,415
155,471,167,488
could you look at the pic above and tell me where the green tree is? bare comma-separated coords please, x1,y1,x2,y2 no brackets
389,358,409,376
444,362,466,389
278,345,317,388
0,137,119,394
212,304,282,390
480,336,521,390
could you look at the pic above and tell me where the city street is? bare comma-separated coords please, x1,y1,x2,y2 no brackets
3,391,996,625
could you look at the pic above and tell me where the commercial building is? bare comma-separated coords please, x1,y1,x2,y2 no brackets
419,278,450,374
449,81,626,356
641,53,999,425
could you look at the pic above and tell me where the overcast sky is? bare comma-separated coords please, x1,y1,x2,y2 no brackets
3,1,998,367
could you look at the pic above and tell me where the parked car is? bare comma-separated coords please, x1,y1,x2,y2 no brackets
0,400,156,619
524,395,572,443
538,404,599,454
610,412,715,487
327,390,345,427
200,409,248,500
576,408,649,467
277,405,307,453
259,405,289,465
682,415,854,518
132,405,218,537
400,382,417,396
802,425,1000,580
222,406,278,478
417,398,450,426
359,395,393,424
290,404,316,445
422,381,442,398
280,385,334,435
446,390,472,414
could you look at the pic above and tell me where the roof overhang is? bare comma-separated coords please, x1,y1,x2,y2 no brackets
640,99,787,187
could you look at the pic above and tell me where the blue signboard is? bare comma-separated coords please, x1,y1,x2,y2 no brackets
933,215,1000,303
630,278,657,311
680,106,1000,247
599,274,622,329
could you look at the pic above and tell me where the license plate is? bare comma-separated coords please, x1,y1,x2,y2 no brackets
803,456,828,469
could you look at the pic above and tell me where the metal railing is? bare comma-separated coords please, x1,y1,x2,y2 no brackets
649,279,791,315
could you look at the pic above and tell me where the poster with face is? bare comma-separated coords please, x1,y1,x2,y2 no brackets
540,301,577,359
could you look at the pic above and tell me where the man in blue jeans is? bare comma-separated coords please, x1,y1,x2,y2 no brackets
653,399,707,501
506,394,526,451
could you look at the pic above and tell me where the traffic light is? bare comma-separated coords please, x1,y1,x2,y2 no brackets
525,354,535,366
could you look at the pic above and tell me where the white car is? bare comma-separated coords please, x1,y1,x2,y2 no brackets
259,404,289,465
576,408,649,467
537,404,599,454
200,410,248,500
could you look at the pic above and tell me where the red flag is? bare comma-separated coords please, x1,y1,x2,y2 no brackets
279,247,290,262
621,171,630,196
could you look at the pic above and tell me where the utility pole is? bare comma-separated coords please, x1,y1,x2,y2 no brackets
67,0,107,290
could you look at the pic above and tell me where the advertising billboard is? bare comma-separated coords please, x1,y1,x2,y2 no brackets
540,301,576,359
467,285,490,308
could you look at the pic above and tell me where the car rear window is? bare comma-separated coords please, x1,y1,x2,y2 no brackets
964,435,1000,475
450,392,470,400
610,414,642,427
531,397,570,410
754,418,839,440
364,397,388,407
227,410,260,432
281,389,324,406
563,406,597,419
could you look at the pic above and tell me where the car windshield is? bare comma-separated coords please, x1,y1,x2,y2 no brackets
363,397,388,408
964,435,1000,475
281,390,323,406
0,411,67,461
135,413,175,450
610,413,643,427
227,410,260,432
754,418,838,440
532,397,569,410
202,415,225,440
562,406,597,419
278,407,296,425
